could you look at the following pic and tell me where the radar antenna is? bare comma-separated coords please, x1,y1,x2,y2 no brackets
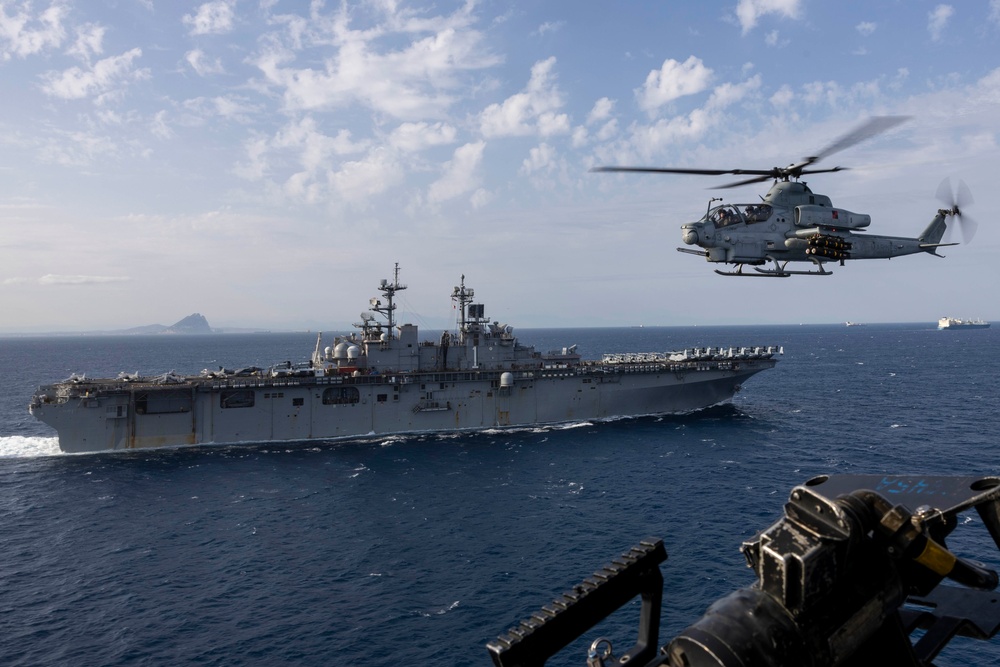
451,274,475,335
370,262,407,341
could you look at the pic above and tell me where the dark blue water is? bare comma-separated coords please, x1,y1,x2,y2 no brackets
2,324,999,666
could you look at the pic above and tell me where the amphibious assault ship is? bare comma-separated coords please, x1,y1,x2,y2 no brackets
30,266,780,454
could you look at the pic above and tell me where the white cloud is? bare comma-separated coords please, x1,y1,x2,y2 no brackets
521,142,555,175
534,21,564,36
735,0,802,34
991,0,1000,25
626,75,761,159
706,74,761,109
636,56,713,113
537,111,571,136
888,67,909,91
233,135,269,181
253,2,501,120
770,74,887,110
801,80,841,106
480,57,570,137
151,110,172,139
39,275,131,285
770,84,794,107
234,117,378,205
211,95,259,121
574,116,617,147
183,1,236,36
388,122,457,152
629,109,713,158
595,119,618,141
40,48,147,101
428,141,485,203
37,129,118,166
856,21,876,36
329,147,405,205
469,188,491,209
928,4,953,42
67,23,104,61
185,48,225,76
587,97,614,124
0,1,67,60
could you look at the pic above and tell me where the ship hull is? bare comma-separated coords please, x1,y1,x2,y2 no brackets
938,317,990,329
31,362,773,454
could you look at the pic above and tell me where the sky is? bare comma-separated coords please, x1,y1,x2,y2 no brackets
2,0,999,333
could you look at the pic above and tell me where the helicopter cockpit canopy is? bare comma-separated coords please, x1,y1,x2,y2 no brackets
705,204,773,228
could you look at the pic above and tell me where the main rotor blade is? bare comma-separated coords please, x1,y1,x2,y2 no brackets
710,174,775,189
710,166,851,189
590,166,773,177
798,166,849,176
810,116,910,162
591,116,908,188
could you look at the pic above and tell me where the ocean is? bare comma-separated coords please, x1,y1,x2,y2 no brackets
1,324,998,666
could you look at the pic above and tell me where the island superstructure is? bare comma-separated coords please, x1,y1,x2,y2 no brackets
30,266,781,454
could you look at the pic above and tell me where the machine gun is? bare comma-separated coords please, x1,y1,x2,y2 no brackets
487,475,1000,667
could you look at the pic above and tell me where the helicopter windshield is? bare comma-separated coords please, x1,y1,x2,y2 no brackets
705,204,772,227
743,204,772,223
707,205,742,227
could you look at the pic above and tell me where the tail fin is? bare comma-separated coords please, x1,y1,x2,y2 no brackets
918,211,948,246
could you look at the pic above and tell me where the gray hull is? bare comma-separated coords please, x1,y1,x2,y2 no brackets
29,267,779,454
31,361,773,454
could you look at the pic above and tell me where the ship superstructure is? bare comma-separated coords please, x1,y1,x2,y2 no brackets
31,266,781,454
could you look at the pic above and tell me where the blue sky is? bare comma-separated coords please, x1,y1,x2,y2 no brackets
2,0,999,332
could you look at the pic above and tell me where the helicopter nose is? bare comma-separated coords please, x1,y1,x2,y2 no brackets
682,227,699,245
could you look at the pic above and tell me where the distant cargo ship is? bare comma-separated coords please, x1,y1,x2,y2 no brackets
30,266,781,454
938,317,990,330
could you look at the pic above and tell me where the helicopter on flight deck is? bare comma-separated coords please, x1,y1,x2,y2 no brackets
593,116,977,277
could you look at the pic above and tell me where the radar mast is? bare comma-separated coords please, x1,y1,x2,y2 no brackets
369,262,406,341
451,274,474,333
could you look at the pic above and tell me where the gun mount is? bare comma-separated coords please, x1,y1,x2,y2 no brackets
487,475,1000,667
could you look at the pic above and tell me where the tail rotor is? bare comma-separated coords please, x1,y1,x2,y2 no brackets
936,177,978,244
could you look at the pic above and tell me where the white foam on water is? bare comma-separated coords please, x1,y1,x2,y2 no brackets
0,436,62,458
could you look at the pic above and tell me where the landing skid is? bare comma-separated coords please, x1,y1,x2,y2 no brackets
716,257,833,278
714,265,787,278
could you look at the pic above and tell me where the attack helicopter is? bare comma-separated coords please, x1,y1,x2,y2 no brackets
593,116,977,277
